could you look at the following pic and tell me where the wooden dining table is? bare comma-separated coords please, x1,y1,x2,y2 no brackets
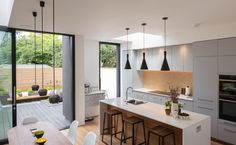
8,121,72,145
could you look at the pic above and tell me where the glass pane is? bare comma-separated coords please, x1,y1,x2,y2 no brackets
100,44,118,98
15,31,72,129
0,30,12,141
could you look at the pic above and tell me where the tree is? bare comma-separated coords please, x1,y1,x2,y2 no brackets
100,44,117,67
16,32,62,67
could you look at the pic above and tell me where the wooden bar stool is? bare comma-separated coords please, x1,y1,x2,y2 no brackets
102,109,123,145
120,116,146,145
147,126,176,145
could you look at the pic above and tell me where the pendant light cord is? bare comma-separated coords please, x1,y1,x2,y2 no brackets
33,12,37,85
40,1,45,88
126,28,129,54
164,19,166,51
142,23,146,51
163,17,168,51
53,0,56,91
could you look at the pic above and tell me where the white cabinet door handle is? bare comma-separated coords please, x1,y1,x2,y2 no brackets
224,128,236,134
224,122,236,127
198,106,213,111
198,98,214,102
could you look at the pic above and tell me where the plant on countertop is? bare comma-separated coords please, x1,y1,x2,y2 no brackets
169,85,179,103
165,100,171,109
165,100,171,115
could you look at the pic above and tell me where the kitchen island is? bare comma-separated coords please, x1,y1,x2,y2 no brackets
100,98,210,145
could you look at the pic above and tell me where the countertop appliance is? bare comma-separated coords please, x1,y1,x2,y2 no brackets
219,75,236,123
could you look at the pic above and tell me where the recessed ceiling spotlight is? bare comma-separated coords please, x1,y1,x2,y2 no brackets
194,23,201,28
19,24,32,28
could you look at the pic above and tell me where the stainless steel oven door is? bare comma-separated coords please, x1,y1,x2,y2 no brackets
219,99,236,123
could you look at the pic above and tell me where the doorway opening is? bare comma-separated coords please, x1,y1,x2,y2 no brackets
99,42,120,98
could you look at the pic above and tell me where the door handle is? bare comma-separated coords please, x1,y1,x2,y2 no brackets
13,86,16,105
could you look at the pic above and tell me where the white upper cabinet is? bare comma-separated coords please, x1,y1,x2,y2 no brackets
218,38,236,56
219,56,236,74
135,50,143,70
184,44,193,71
171,45,184,71
193,40,218,57
193,56,218,101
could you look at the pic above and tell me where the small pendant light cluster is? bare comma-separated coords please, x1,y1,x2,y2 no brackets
124,28,131,69
123,17,170,71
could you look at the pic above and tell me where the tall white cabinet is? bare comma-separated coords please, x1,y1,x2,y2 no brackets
193,56,218,138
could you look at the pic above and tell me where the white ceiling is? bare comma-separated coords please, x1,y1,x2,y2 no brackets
9,0,236,45
0,0,14,26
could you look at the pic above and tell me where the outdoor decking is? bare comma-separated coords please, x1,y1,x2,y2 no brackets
0,101,70,140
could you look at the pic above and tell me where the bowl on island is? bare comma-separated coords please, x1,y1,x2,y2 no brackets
34,130,44,139
36,137,47,145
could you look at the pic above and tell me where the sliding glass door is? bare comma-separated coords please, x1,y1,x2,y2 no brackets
0,27,75,144
0,28,15,143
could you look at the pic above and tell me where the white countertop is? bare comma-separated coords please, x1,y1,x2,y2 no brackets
85,90,106,95
133,88,194,101
100,98,209,129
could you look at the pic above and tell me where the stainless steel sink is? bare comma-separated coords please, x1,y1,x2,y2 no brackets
127,99,145,105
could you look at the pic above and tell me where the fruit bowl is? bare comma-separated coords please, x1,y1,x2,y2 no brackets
34,130,44,139
36,137,47,145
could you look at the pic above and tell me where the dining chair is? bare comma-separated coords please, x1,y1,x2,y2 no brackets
67,120,79,145
82,132,96,145
22,116,39,125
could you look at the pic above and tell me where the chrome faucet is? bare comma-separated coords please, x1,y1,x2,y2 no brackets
126,87,133,100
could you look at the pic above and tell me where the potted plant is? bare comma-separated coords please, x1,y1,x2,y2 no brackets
165,100,171,115
169,86,179,118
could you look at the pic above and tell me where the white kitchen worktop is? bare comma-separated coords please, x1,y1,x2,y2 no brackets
85,90,106,95
133,88,194,101
100,98,208,129
100,98,211,145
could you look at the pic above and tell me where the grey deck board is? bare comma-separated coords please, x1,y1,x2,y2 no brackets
0,101,70,140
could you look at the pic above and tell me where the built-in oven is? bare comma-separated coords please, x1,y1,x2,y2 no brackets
219,75,236,122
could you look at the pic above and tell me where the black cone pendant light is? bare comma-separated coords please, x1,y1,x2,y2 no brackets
31,11,40,91
38,1,48,96
140,23,148,70
161,17,170,71
124,28,131,69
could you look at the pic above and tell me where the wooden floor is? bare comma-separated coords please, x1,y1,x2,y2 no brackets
0,101,70,140
61,117,225,145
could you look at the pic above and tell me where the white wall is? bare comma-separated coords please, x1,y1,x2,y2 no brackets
84,39,100,87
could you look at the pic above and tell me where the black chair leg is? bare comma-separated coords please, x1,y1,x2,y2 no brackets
110,115,113,145
143,122,146,144
132,124,135,145
158,136,161,145
102,113,106,142
162,137,164,145
173,133,176,145
147,131,151,145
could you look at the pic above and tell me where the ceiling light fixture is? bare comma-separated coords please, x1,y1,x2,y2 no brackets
140,23,148,70
124,27,131,69
161,17,170,71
